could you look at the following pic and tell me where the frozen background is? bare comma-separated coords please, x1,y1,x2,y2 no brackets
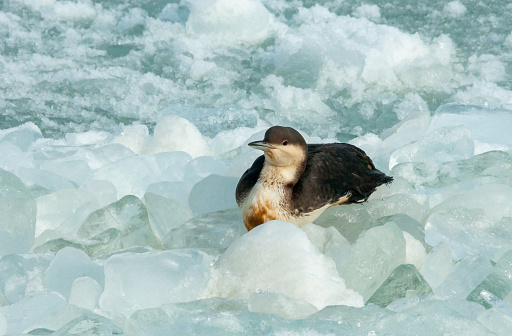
1,0,512,334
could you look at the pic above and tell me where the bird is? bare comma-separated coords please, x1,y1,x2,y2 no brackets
235,126,393,231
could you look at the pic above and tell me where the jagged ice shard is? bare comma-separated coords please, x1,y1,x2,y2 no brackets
1,0,512,334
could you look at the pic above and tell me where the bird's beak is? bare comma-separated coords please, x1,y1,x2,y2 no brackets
248,140,275,151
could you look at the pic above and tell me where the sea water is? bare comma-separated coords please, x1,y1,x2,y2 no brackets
1,0,512,334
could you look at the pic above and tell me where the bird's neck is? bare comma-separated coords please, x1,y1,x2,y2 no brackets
260,162,304,187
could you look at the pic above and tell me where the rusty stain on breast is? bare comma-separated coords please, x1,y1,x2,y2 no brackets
244,201,277,231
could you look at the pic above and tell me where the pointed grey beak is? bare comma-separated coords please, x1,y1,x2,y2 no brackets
248,140,275,151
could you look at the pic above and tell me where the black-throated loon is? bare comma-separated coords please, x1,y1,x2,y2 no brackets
236,126,393,231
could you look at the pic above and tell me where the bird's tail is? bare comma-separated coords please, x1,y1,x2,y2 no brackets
381,175,393,185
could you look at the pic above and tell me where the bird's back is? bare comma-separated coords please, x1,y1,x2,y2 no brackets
291,143,392,213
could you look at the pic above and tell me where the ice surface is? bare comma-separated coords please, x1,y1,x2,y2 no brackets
50,310,123,336
188,174,238,216
444,1,467,18
0,254,51,305
435,256,493,299
301,223,352,276
367,264,432,307
144,192,192,241
314,204,375,243
146,115,212,157
248,291,318,319
467,249,512,308
187,0,273,45
389,126,474,170
425,207,512,260
35,188,99,236
91,155,160,199
202,221,363,309
342,222,406,302
0,292,66,334
420,243,454,289
403,232,427,270
0,195,37,256
68,276,102,311
43,247,104,300
164,209,245,255
99,249,212,317
78,195,160,250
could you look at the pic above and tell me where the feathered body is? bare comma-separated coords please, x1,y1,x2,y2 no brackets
236,127,392,231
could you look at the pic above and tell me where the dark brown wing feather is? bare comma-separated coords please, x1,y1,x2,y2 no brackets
235,155,265,206
292,143,392,213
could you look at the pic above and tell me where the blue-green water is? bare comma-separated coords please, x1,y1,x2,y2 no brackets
1,0,512,334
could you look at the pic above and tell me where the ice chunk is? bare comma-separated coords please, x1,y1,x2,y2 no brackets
378,214,427,249
377,299,489,335
146,115,211,157
0,142,34,171
68,276,102,310
126,298,249,335
444,1,467,18
425,207,512,260
91,155,160,199
248,291,318,319
301,223,352,275
112,124,150,155
99,249,212,317
144,192,192,241
430,104,512,150
0,254,51,305
146,181,191,204
188,174,238,216
153,151,192,182
0,292,66,334
389,126,474,170
435,256,493,299
78,195,160,250
364,193,428,222
478,306,512,336
0,122,42,151
309,304,394,328
427,184,512,221
183,156,228,185
187,0,272,45
314,204,375,243
367,264,432,307
25,304,90,334
0,197,37,256
163,209,245,255
35,188,99,236
353,4,380,21
202,221,364,309
392,150,512,191
43,247,104,300
467,249,512,308
403,232,427,270
342,222,406,301
15,166,76,191
420,243,454,289
40,159,91,186
80,179,117,209
42,310,123,336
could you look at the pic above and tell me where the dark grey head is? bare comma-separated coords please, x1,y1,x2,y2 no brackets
248,126,307,167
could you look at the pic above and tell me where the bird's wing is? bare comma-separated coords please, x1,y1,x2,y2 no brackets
292,143,391,212
235,155,264,206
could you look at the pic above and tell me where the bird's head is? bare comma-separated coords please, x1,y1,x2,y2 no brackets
248,126,307,167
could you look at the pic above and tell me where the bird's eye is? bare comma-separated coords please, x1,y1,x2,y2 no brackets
282,140,288,146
